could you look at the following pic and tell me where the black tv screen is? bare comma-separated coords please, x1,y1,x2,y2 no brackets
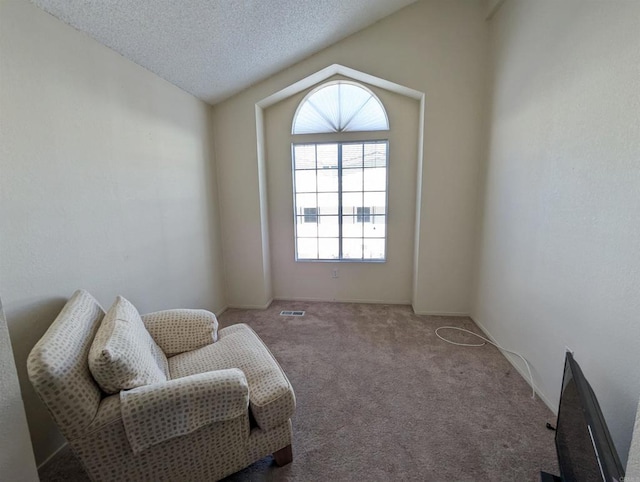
555,353,624,482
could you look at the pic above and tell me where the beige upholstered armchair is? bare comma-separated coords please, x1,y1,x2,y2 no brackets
27,290,295,481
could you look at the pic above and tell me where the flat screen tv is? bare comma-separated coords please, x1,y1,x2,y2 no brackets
543,352,625,482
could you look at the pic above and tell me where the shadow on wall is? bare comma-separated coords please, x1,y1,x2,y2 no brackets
7,297,69,462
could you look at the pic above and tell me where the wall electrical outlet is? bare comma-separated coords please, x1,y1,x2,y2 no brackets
331,268,339,279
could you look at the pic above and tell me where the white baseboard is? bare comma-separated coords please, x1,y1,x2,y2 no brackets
273,296,411,305
227,299,273,310
214,305,228,317
470,316,556,414
37,441,68,470
412,309,470,316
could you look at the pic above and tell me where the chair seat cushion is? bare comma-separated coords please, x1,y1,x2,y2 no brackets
168,324,295,431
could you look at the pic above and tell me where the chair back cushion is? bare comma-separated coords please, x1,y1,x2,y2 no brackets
89,296,168,394
27,290,105,440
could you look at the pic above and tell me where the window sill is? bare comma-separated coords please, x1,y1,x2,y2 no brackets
294,259,386,264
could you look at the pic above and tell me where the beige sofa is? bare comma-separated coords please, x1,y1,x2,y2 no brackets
27,290,295,481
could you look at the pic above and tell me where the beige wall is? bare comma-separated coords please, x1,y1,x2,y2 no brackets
472,0,640,464
0,300,38,481
0,1,226,464
213,0,488,312
264,79,418,303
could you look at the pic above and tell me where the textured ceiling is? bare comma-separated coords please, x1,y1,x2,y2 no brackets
32,0,418,104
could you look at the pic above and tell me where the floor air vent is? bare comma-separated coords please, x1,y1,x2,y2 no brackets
280,310,305,316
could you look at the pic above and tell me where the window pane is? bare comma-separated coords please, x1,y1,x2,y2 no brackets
297,238,317,259
342,216,362,238
345,98,389,132
318,215,339,237
308,86,340,129
294,144,316,169
317,143,338,168
318,238,339,259
293,102,336,134
336,85,372,128
364,216,385,237
363,239,385,259
295,170,316,192
342,238,363,259
296,193,316,213
296,216,318,237
292,82,389,134
364,192,386,214
342,143,363,168
364,142,387,167
363,167,386,191
318,193,338,215
342,192,363,215
317,169,338,192
342,168,363,192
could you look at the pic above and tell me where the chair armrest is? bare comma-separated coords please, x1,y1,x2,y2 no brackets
120,369,248,453
141,309,218,356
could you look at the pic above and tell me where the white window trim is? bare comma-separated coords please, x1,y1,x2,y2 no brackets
255,64,425,306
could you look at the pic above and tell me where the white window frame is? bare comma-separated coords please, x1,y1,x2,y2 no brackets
292,140,389,262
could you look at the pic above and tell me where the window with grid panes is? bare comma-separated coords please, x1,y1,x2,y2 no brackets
291,81,389,261
292,140,388,261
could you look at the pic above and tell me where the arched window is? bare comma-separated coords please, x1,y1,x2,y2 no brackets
292,81,389,134
291,81,390,261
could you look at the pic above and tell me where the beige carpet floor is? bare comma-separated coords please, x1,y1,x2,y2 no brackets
39,301,558,481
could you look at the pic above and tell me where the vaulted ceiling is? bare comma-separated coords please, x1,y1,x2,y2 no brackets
32,0,418,104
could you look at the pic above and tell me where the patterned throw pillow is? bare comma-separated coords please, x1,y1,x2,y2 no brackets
88,296,169,394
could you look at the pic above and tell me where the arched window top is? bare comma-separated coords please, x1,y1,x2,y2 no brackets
292,81,389,134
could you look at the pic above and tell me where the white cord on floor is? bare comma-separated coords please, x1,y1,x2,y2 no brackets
435,326,536,399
